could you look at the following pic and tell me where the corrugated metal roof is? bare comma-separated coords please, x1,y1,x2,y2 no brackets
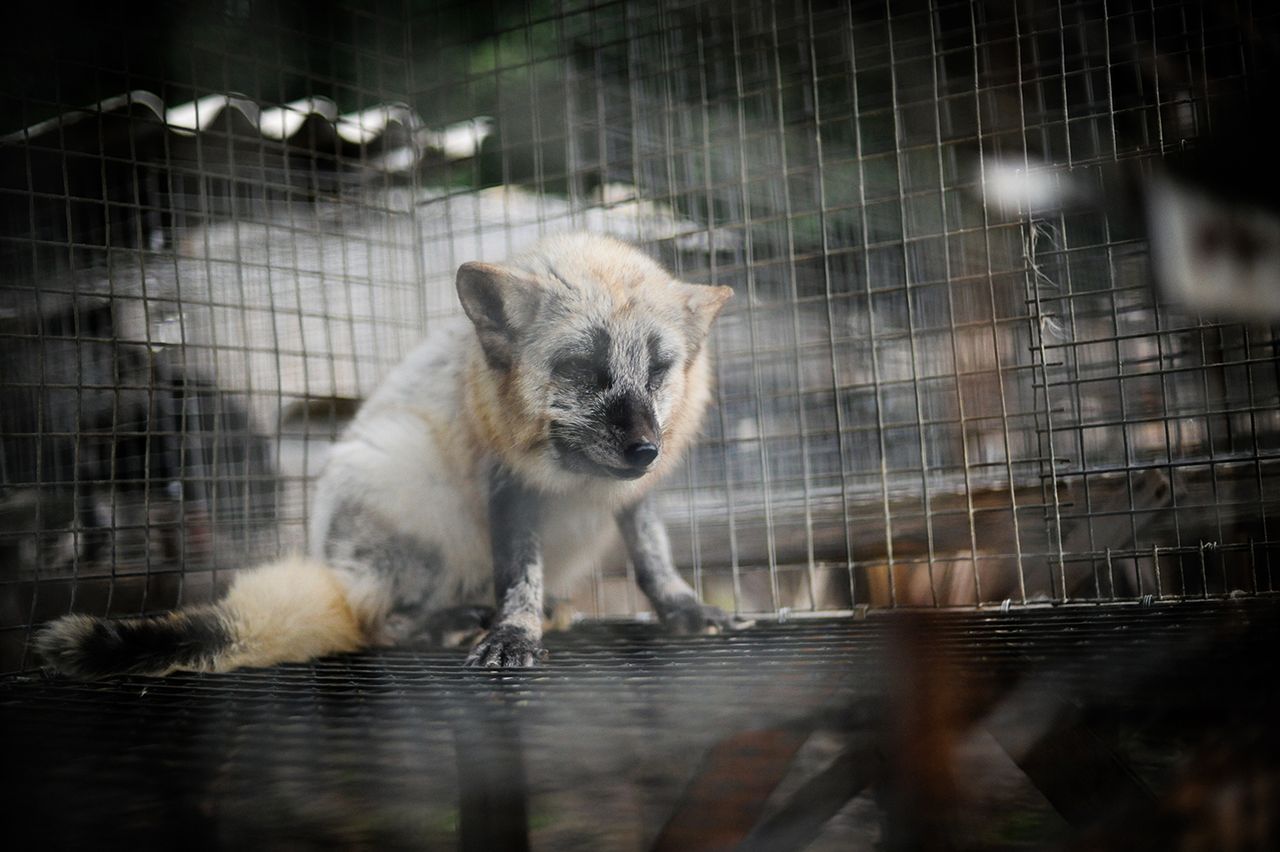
2,89,493,170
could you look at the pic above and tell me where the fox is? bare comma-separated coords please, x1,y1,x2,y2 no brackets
35,232,736,676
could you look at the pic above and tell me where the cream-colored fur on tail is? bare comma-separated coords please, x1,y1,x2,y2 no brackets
216,555,368,670
36,555,371,678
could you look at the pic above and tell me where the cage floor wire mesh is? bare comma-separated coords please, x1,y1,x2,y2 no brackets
2,0,1280,846
4,598,1279,848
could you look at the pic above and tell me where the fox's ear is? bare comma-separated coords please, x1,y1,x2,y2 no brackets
680,283,734,348
456,262,541,369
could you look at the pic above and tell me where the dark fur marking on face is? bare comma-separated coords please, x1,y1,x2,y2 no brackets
544,320,674,478
605,392,658,436
551,326,612,390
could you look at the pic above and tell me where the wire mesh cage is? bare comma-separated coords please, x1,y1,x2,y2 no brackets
2,0,1279,678
5,2,1280,849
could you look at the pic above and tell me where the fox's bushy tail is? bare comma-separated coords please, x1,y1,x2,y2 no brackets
35,556,367,678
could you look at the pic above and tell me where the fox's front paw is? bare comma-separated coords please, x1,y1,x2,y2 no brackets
465,624,547,669
660,597,740,635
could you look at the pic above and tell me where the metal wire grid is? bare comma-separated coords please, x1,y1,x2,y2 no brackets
1,0,1279,675
3,598,1278,848
0,1,430,672
505,0,1280,612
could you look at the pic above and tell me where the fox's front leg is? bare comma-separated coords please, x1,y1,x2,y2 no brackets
465,471,547,668
617,495,734,633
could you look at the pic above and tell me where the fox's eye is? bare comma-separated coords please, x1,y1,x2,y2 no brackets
554,356,610,389
647,359,673,391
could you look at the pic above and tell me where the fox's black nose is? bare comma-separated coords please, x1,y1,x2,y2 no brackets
624,441,659,468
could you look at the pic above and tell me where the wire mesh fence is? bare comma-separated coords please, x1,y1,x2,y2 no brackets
1,0,1278,674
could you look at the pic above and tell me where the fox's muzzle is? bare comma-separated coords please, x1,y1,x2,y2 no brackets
607,393,660,470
